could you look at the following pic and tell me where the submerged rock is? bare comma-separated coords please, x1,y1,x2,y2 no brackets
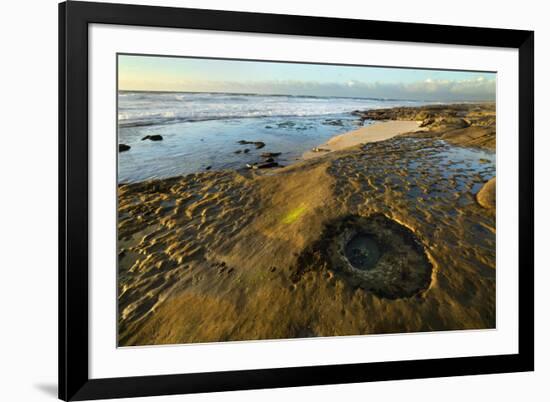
119,144,131,152
277,121,295,128
237,140,265,149
323,119,344,126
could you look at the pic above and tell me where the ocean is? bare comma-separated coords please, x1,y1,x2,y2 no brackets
118,91,431,183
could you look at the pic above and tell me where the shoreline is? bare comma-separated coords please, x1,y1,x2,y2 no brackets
302,120,421,160
117,103,496,345
119,102,495,182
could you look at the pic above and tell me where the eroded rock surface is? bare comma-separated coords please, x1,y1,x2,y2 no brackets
118,132,496,346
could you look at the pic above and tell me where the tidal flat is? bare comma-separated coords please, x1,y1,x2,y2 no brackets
117,103,496,346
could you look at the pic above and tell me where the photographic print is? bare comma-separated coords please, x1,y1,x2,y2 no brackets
116,54,496,347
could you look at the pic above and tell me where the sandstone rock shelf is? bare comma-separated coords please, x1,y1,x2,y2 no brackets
117,103,496,346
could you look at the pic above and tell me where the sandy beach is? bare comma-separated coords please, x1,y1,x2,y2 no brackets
303,120,421,159
117,103,496,346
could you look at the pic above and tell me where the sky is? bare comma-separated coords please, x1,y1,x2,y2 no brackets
118,54,496,101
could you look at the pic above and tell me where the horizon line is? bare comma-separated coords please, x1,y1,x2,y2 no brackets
117,89,495,103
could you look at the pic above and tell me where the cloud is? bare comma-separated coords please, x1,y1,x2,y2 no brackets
170,76,495,101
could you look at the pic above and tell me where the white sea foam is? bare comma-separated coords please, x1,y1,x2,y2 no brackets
117,91,427,128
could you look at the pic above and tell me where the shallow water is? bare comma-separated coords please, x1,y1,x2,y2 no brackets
329,137,496,263
118,91,431,183
345,234,381,270
118,114,364,182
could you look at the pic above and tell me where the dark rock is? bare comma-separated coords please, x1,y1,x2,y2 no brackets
141,135,163,141
243,149,250,153
264,157,274,163
253,162,279,169
420,118,435,127
433,117,470,129
352,104,495,140
260,152,281,158
234,150,242,154
119,144,131,152
205,166,212,170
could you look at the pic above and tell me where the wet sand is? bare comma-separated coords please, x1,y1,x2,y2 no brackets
117,103,496,346
303,120,421,159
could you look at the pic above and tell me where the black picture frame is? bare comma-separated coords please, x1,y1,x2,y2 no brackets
59,1,534,400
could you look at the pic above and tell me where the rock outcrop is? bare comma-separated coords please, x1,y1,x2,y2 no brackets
142,135,163,141
476,177,496,210
353,103,496,149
